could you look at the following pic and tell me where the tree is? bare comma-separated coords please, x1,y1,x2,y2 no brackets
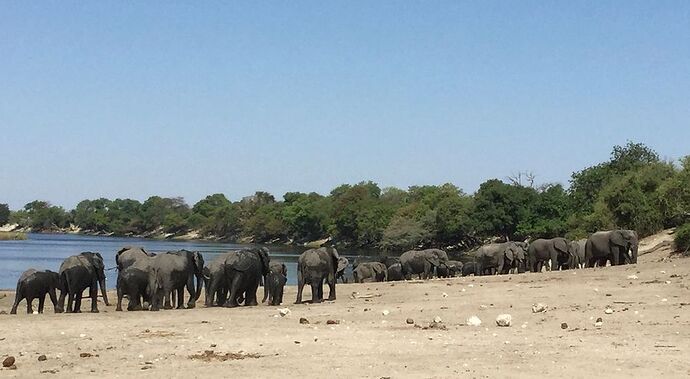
519,184,570,239
380,215,432,252
471,179,536,241
0,203,9,225
140,196,190,234
17,200,71,231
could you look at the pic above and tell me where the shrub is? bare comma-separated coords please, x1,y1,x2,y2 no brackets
674,223,690,255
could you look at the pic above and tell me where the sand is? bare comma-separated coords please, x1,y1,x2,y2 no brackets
1,234,689,378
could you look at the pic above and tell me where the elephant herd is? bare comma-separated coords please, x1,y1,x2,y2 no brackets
8,230,639,314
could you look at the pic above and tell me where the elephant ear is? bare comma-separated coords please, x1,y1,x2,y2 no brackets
425,255,440,267
505,248,515,262
337,257,349,273
226,251,252,272
610,230,627,247
554,239,568,254
281,263,288,277
326,247,340,274
256,247,270,275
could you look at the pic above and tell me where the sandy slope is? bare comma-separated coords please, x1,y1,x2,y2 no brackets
1,235,689,378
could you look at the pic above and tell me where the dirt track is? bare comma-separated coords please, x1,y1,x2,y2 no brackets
1,241,689,378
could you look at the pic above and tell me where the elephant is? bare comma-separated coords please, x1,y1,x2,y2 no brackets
116,255,155,311
353,262,388,283
527,238,570,272
148,250,205,311
263,262,287,306
437,260,463,278
399,249,449,280
461,261,480,276
296,247,339,304
10,269,61,314
386,262,404,281
335,256,349,283
218,247,270,308
115,246,155,270
585,230,638,267
203,253,231,307
475,242,526,275
567,239,587,269
57,252,109,313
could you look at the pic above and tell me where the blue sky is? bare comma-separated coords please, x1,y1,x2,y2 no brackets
1,2,689,210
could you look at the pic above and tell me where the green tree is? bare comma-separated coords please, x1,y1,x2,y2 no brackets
471,179,536,241
380,215,432,252
281,192,330,242
17,200,71,231
519,184,570,239
0,203,9,225
140,196,190,234
73,198,112,232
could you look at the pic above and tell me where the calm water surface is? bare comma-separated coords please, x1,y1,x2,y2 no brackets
0,233,370,289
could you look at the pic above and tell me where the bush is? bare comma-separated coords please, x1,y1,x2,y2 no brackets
674,223,690,255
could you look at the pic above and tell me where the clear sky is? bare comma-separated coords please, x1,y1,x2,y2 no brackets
1,2,689,210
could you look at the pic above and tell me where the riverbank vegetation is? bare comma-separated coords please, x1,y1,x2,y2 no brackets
0,231,27,241
2,142,689,252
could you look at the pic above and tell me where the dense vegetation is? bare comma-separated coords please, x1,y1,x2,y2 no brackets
4,143,690,253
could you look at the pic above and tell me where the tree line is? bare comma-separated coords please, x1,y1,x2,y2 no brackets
2,142,690,253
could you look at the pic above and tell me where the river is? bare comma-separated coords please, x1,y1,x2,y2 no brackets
0,233,373,290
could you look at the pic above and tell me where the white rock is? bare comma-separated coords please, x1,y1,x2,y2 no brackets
138,354,144,359
79,334,86,338
382,310,390,316
468,284,474,288
496,314,512,327
278,308,291,317
627,274,638,280
604,308,614,314
594,321,603,328
665,281,671,284
466,316,482,327
531,303,547,313
661,298,668,302
433,316,442,323
32,311,38,315
660,270,666,274
441,292,448,298
461,289,466,292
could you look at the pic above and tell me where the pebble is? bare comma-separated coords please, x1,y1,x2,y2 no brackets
382,310,390,316
532,303,547,313
594,317,603,328
278,308,291,317
441,292,448,298
495,314,512,327
466,316,482,327
406,318,415,325
326,319,340,325
561,322,568,330
627,274,638,280
3,356,15,367
604,308,614,314
433,316,442,323
299,317,310,324
38,355,47,362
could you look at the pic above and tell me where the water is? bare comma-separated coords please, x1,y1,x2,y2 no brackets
0,233,370,290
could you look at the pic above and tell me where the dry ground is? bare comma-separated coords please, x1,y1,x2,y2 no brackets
1,233,689,378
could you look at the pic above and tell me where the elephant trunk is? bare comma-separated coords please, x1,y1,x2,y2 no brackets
99,277,110,306
195,274,203,301
630,243,638,264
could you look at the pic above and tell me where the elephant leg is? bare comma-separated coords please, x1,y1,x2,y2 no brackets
310,281,321,304
550,252,559,271
26,296,34,314
611,247,620,266
224,275,242,308
327,275,336,301
74,290,83,313
89,282,99,313
38,294,46,313
48,289,58,312
116,285,124,311
66,291,74,313
176,288,185,309
262,278,269,304
164,291,173,310
186,276,196,308
295,271,304,304
246,281,259,306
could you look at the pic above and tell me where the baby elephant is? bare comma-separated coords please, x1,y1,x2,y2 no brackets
11,269,62,314
263,262,287,306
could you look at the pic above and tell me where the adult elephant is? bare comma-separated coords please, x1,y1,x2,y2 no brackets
57,252,110,313
527,238,570,272
296,247,339,304
353,261,387,283
115,246,155,270
116,255,156,311
221,247,270,308
148,250,204,311
400,249,449,280
386,262,404,281
263,261,287,306
568,239,587,269
11,269,61,314
476,242,526,275
585,230,638,267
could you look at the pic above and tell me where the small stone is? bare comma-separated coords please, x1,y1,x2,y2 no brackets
466,316,482,327
468,284,474,288
3,356,15,367
495,314,512,327
604,308,614,314
201,320,209,324
278,308,291,317
294,340,301,344
326,319,340,325
532,303,547,313
594,317,603,328
627,274,638,280
406,318,415,325
138,354,144,359
665,281,671,284
433,316,442,323
209,344,217,348
79,353,92,358
661,298,668,302
299,317,309,324
441,292,448,298
561,322,568,330
38,355,47,362
32,311,38,315
79,334,86,338
382,310,390,316
144,361,153,365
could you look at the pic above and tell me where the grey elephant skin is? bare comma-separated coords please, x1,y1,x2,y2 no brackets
568,239,587,269
148,250,205,311
400,249,448,279
296,247,339,304
461,262,480,276
437,260,463,278
116,255,156,311
11,269,62,314
57,252,110,313
527,238,570,272
203,252,232,307
213,248,270,308
335,256,349,283
475,242,526,275
353,261,387,283
115,246,155,270
585,230,638,267
386,262,404,281
263,261,287,306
